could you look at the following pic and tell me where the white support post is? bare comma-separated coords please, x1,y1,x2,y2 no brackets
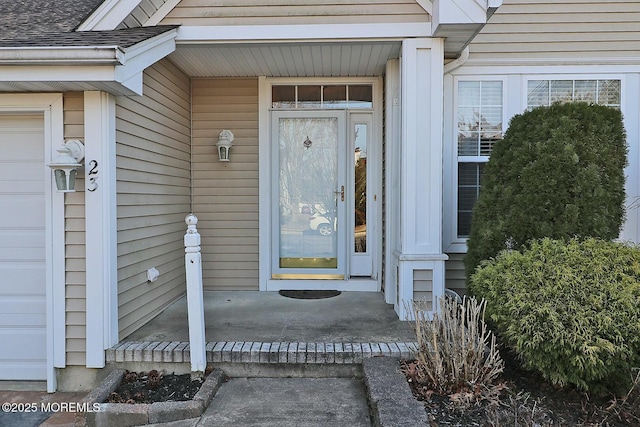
392,38,448,320
184,214,206,374
84,91,117,368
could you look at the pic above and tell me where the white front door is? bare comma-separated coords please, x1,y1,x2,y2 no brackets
0,114,47,380
272,110,348,280
269,110,379,288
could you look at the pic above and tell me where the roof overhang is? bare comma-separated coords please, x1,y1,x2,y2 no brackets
169,22,429,78
0,28,177,95
432,0,502,58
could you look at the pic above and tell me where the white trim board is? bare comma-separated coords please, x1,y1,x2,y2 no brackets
77,0,143,31
176,23,432,44
84,91,118,368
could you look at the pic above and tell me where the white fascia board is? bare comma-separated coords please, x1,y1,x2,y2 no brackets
176,22,432,43
0,46,124,65
145,0,182,27
115,29,177,83
415,0,433,15
77,0,143,31
432,0,487,29
0,65,119,82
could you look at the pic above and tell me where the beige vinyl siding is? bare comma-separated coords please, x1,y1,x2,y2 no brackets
116,58,191,338
192,78,259,290
413,269,433,311
161,0,429,26
445,253,467,296
63,92,86,366
469,0,640,61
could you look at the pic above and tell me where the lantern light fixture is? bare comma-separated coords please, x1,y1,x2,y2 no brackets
216,130,234,162
48,139,85,192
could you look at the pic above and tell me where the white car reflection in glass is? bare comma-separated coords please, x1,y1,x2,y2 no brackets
309,211,336,236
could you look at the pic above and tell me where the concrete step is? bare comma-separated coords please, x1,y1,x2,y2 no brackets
106,341,417,365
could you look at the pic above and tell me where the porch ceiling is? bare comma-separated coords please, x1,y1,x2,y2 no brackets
170,41,402,78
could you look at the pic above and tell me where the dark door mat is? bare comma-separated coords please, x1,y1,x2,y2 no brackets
278,290,341,299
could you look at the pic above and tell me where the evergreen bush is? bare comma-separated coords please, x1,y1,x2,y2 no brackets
469,238,640,394
464,102,627,279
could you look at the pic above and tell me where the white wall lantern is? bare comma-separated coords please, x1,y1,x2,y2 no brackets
48,139,85,192
216,130,234,162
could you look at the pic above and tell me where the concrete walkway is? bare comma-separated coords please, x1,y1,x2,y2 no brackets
196,377,371,427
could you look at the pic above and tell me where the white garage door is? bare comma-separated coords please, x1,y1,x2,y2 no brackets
0,114,47,380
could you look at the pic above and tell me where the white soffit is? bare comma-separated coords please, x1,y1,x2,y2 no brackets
171,42,402,77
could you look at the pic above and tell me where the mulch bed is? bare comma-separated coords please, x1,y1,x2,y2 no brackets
106,370,206,404
403,350,640,426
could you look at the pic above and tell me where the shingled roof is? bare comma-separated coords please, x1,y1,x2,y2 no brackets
0,0,104,41
0,0,177,48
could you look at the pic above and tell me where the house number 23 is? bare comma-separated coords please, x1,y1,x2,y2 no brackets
88,160,98,192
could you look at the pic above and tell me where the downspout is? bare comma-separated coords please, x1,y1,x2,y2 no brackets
443,46,470,74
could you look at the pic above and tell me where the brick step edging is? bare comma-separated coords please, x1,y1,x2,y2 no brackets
106,341,418,364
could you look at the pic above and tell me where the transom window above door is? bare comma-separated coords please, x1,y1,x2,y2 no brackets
272,85,373,109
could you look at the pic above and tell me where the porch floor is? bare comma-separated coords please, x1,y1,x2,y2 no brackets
124,291,415,343
106,291,415,369
110,291,417,366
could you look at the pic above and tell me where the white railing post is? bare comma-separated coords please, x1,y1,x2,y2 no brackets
184,214,206,374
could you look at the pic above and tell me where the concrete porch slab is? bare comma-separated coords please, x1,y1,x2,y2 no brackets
124,291,415,343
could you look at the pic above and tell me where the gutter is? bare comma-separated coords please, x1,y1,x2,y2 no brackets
0,46,125,65
443,46,470,74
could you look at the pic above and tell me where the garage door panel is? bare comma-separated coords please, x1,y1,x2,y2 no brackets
0,330,47,380
0,230,45,248
0,181,45,194
0,249,46,261
0,162,44,177
0,330,46,356
0,265,45,293
0,134,44,161
0,365,47,380
0,314,46,328
0,197,45,226
0,114,46,381
0,296,46,314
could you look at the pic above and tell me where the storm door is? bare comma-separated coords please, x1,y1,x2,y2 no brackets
271,111,347,279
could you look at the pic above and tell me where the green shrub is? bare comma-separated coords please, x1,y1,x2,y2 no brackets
465,102,627,279
470,238,640,394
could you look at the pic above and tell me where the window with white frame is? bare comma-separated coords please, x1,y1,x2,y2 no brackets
456,80,503,237
453,77,622,241
527,79,621,109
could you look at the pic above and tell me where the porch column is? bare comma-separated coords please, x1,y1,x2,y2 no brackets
84,91,118,367
393,38,448,319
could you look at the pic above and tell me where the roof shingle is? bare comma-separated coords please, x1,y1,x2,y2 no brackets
0,0,104,42
0,1,177,49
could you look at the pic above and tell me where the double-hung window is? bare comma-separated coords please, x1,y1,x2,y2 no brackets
452,77,621,243
456,80,504,238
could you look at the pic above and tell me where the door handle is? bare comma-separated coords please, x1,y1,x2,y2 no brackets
334,185,344,202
